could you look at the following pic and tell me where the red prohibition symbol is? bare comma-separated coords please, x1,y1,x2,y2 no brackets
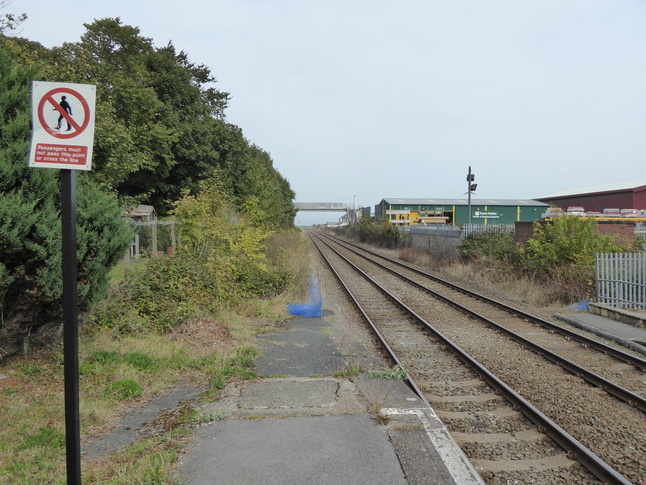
37,87,91,139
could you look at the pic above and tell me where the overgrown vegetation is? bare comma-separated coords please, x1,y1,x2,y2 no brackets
342,215,641,306
350,216,407,248
458,232,519,265
0,229,310,483
455,216,638,303
0,9,306,484
86,182,302,336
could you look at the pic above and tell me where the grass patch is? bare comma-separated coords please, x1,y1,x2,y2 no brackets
200,346,259,399
0,333,263,483
103,378,143,401
332,365,364,378
18,427,65,451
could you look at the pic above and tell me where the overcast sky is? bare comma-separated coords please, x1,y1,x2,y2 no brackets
14,0,646,224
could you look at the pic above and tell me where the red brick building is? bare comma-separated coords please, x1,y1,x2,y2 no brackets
536,180,646,213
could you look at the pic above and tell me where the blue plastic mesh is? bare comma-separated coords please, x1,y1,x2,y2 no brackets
287,273,323,317
568,298,590,310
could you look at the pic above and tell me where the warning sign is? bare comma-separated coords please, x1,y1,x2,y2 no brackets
33,144,89,166
29,81,96,171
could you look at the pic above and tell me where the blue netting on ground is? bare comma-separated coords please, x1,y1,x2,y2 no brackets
568,298,590,310
287,273,323,317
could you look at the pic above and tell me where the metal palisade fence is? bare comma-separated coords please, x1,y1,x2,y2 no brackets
460,224,515,237
595,252,646,309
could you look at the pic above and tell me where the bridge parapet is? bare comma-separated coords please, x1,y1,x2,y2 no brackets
294,202,349,211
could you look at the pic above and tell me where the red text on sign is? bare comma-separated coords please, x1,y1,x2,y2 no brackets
35,144,88,166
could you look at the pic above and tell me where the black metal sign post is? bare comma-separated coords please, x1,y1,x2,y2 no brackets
61,169,81,484
29,81,96,484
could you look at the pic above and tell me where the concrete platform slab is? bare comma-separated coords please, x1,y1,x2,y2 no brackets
256,315,346,377
237,379,340,410
179,414,408,485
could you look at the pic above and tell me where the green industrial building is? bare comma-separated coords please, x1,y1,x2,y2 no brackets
375,198,550,226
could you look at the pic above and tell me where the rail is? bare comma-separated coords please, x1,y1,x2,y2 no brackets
311,231,633,485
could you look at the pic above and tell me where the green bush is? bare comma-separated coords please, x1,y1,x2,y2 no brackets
0,48,133,359
520,216,627,274
458,232,518,263
517,216,635,301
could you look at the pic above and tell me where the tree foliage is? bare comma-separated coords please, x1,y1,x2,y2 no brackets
0,47,133,358
4,18,296,226
1,16,298,355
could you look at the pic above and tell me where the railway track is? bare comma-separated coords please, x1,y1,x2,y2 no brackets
310,231,646,485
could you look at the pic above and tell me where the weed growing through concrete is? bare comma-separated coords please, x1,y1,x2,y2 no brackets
366,363,407,380
366,402,391,426
192,411,232,424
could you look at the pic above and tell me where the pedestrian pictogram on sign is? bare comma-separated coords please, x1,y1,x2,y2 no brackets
29,81,96,171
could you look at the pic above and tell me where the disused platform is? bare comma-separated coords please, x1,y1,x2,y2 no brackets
177,312,484,484
556,303,646,356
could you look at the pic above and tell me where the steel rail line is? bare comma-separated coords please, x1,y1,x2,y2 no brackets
310,232,632,485
317,232,646,414
309,235,431,408
321,232,646,370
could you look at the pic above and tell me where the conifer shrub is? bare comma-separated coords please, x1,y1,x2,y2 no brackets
0,48,133,358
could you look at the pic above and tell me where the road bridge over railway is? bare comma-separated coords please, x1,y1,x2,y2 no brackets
293,202,358,224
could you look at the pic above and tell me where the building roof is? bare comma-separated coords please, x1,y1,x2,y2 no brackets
123,204,156,219
381,198,549,207
537,179,646,200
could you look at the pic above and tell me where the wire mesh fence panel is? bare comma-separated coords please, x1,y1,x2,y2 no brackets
596,252,646,309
